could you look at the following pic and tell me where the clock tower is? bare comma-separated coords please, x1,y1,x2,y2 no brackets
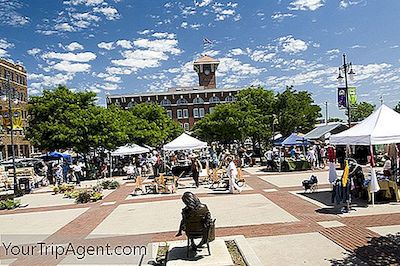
193,55,219,89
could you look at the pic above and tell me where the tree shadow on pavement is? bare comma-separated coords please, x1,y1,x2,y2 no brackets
330,233,400,265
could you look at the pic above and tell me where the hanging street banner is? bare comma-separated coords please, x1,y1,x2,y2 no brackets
338,87,348,109
1,109,23,130
348,87,357,106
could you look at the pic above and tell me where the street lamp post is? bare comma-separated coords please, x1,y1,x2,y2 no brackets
337,53,355,127
2,73,19,195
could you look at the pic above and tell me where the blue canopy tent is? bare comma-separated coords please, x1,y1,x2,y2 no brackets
48,151,72,162
281,133,310,147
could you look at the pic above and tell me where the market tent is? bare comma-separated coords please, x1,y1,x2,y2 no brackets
304,123,348,141
163,133,207,151
281,133,309,146
111,144,150,156
330,104,400,145
48,151,72,160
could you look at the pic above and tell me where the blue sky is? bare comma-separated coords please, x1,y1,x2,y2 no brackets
1,0,400,119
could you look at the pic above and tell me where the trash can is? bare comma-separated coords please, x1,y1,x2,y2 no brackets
18,178,31,194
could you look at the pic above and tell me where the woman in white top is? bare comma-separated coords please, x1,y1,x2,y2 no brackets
226,156,242,194
383,155,392,177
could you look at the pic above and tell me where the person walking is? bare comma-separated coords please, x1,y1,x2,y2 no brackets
190,154,201,188
226,156,242,194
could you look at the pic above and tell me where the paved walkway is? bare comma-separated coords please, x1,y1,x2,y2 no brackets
0,168,399,265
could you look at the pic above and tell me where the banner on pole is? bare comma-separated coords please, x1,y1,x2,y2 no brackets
338,87,347,109
348,87,357,106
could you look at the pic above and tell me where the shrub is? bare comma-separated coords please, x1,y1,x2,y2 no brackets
108,180,120,189
91,192,103,201
101,180,111,189
0,199,21,210
54,184,75,194
64,190,80,199
75,190,92,204
92,184,103,193
101,180,120,189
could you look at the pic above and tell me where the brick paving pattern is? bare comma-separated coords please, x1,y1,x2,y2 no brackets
1,169,399,265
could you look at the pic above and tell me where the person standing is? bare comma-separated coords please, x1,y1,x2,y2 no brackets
72,161,82,185
226,156,242,194
264,149,275,170
190,154,201,188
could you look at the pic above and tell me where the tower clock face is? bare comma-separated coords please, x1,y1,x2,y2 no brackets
204,69,210,75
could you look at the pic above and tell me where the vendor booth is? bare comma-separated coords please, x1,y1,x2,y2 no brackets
278,133,311,171
163,133,207,151
330,104,400,204
109,144,150,177
163,133,208,178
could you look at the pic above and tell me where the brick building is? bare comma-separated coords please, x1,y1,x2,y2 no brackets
0,59,31,160
107,55,243,131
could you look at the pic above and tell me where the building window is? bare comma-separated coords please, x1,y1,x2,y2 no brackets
166,110,172,118
183,109,189,118
209,107,215,113
176,98,188,106
199,108,205,118
225,95,236,102
209,96,220,103
127,101,135,108
177,109,183,119
160,99,171,106
184,123,190,132
193,97,204,104
193,108,199,118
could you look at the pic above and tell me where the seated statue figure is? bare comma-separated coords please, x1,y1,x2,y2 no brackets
175,192,213,251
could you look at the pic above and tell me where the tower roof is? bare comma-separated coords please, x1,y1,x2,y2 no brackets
194,55,220,65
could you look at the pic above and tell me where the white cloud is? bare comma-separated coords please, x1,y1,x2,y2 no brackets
116,40,133,49
64,0,106,6
0,0,30,27
250,50,276,62
229,48,246,56
97,82,119,91
180,22,188,28
195,0,213,7
27,48,41,56
133,38,181,55
271,12,296,22
203,50,220,57
98,41,114,50
42,51,97,62
55,23,76,32
52,61,91,73
152,32,176,39
103,75,122,83
65,42,84,51
0,39,14,57
339,0,365,9
29,72,74,92
277,35,308,53
289,0,325,11
93,6,120,20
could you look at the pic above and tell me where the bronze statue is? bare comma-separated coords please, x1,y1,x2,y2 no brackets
175,192,212,251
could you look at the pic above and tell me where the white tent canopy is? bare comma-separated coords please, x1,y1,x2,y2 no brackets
111,144,150,156
163,133,207,151
330,104,400,145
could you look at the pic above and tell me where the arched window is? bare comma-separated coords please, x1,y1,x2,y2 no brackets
127,101,135,108
160,99,171,106
225,95,236,102
193,97,204,104
209,96,220,104
176,98,188,106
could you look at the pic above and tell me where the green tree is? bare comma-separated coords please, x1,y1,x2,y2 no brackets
274,87,321,136
127,103,183,146
351,102,375,122
235,87,276,148
394,102,400,113
192,103,242,143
